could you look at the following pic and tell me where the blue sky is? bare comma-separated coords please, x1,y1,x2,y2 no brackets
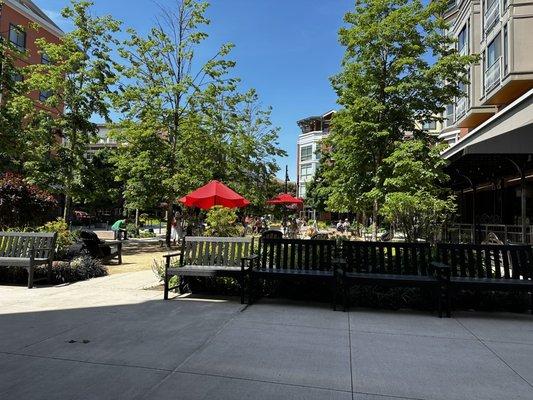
38,0,354,179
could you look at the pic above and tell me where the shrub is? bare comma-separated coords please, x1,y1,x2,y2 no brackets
39,218,78,258
0,256,107,285
205,206,242,237
67,256,107,282
0,172,57,229
126,222,139,238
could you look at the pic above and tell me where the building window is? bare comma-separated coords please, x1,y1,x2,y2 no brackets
503,24,508,74
300,145,313,162
300,164,313,181
457,25,468,54
445,104,454,127
9,24,26,51
299,183,307,198
486,34,501,68
422,121,437,131
41,53,51,65
485,33,502,93
39,90,52,102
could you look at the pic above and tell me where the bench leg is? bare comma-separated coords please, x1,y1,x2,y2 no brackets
342,279,349,312
240,273,245,305
164,273,169,300
249,273,257,305
332,276,338,311
27,266,34,289
47,261,53,283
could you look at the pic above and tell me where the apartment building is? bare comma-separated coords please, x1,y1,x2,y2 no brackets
296,110,335,199
439,0,533,243
85,124,119,160
0,0,63,109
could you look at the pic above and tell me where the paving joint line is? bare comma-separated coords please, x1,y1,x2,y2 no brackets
235,318,349,332
454,318,533,389
352,389,428,400
348,328,478,342
0,350,172,373
348,312,355,400
172,369,352,394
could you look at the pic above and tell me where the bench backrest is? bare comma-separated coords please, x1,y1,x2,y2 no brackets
259,238,337,271
0,232,57,259
181,236,254,267
436,243,533,280
343,241,432,276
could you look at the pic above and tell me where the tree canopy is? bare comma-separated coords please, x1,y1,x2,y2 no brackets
322,0,476,239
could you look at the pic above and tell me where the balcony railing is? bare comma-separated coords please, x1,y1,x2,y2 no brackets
455,96,468,120
485,57,501,94
484,0,500,35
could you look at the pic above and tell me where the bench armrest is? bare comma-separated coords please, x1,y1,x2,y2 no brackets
332,257,347,275
431,261,451,281
241,254,259,271
163,251,182,259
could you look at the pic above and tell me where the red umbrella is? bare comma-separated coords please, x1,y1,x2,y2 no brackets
179,180,250,209
266,193,304,206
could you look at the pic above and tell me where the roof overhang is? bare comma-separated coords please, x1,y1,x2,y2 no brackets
4,0,64,38
442,88,533,162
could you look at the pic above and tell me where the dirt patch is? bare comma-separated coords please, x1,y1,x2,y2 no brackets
105,241,173,275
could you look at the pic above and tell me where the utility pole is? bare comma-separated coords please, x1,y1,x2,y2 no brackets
285,165,289,194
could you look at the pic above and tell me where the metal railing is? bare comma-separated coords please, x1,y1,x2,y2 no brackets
455,96,468,119
445,223,533,244
484,0,500,34
485,57,501,94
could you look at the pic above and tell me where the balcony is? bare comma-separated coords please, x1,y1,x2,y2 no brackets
445,0,456,13
484,1,500,35
485,57,501,94
455,96,469,120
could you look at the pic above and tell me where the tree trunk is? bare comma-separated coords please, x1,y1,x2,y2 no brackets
165,202,173,248
372,199,378,241
63,195,72,225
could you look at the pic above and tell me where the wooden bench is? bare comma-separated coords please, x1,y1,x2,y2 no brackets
163,236,257,304
250,238,339,306
434,243,533,315
0,232,58,288
341,241,449,317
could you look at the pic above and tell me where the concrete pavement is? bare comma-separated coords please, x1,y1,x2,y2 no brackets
1,271,533,399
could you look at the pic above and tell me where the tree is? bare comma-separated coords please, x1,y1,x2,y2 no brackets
192,86,286,206
0,35,33,172
113,0,237,246
381,140,456,242
0,172,57,228
78,150,123,213
325,0,477,239
113,0,284,245
305,159,331,213
21,0,121,222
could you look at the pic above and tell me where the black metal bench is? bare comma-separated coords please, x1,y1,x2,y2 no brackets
163,236,257,304
434,243,533,315
341,241,449,317
250,238,339,306
0,232,57,288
